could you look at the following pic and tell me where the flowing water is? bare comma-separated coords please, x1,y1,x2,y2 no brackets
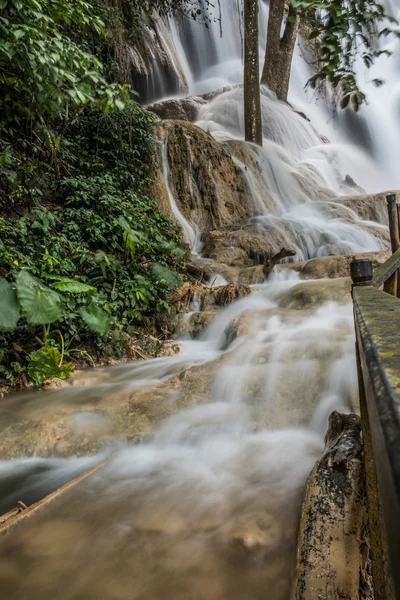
0,1,399,597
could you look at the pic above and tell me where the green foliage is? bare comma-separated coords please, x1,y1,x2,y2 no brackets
291,0,398,109
28,346,75,386
0,279,19,330
0,0,129,124
0,104,185,389
79,304,111,335
47,277,97,294
0,0,187,392
16,270,63,325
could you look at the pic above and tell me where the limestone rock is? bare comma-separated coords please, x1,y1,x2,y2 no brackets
186,257,239,282
147,96,207,122
276,249,391,280
161,120,252,232
336,191,399,225
202,225,289,267
278,278,352,310
293,411,372,600
212,283,251,306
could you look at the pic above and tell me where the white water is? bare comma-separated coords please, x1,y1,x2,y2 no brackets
0,2,397,597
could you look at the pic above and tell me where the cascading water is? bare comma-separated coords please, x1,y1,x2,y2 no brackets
159,0,399,258
0,273,357,598
0,2,398,597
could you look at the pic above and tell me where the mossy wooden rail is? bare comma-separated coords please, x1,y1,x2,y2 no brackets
351,194,400,599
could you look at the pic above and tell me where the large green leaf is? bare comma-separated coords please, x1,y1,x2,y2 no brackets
16,270,62,325
28,346,75,386
0,279,20,331
48,277,97,294
79,304,110,335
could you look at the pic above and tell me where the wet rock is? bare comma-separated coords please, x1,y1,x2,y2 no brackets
342,174,365,194
171,281,209,310
234,265,265,285
202,226,287,267
278,278,352,310
42,378,68,391
160,120,253,232
212,283,251,306
148,96,207,122
185,311,216,338
186,257,239,282
210,247,252,268
336,191,399,225
172,281,251,313
129,18,188,104
158,340,182,357
293,411,371,600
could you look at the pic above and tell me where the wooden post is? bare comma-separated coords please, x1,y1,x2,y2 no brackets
384,193,399,296
350,258,373,286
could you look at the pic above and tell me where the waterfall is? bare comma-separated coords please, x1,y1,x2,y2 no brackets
162,137,202,253
152,0,399,257
0,3,397,597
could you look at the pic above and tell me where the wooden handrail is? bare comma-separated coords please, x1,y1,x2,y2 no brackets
352,287,400,599
372,245,400,289
351,231,400,598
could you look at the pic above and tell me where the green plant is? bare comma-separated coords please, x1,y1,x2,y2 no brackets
0,0,129,125
0,270,111,385
28,346,75,386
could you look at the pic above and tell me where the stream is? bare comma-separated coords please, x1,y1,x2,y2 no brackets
1,0,399,597
0,273,358,598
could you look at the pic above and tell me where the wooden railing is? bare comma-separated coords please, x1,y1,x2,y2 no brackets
351,193,400,600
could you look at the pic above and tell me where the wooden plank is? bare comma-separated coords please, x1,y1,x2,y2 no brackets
372,246,400,289
353,286,400,598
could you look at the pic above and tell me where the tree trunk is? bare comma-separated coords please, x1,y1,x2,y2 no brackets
261,0,300,102
244,0,262,146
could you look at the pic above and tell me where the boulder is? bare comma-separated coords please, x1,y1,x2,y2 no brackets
212,283,251,306
147,96,207,122
202,225,292,267
293,411,371,600
172,282,251,312
277,278,352,310
186,257,239,282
